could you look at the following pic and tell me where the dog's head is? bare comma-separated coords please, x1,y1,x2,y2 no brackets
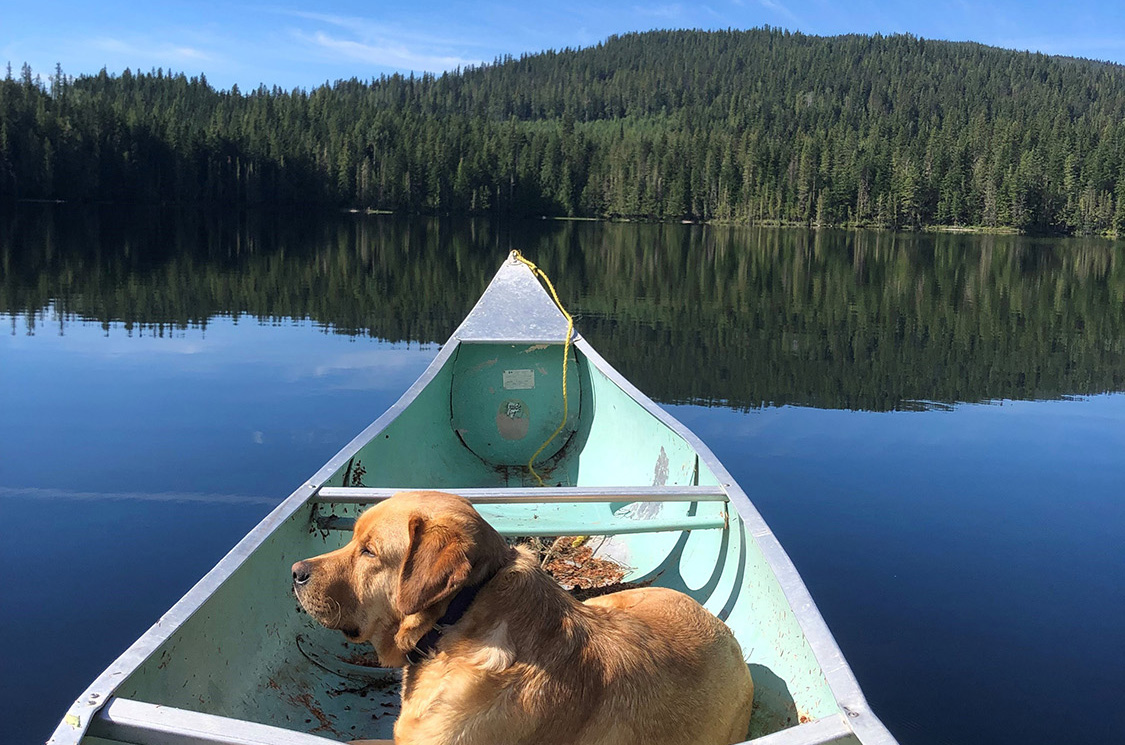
292,491,511,666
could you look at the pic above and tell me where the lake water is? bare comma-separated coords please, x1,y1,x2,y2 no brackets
2,207,1124,744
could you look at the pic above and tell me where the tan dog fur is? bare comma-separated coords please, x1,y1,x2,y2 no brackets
292,491,753,745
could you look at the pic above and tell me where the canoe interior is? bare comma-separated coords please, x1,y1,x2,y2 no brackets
79,341,860,745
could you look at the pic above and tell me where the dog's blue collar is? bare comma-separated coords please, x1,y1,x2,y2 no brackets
404,571,496,665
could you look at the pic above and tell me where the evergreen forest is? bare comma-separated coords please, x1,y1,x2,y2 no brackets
5,28,1125,234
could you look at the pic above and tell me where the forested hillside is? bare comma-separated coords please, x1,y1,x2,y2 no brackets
4,28,1125,233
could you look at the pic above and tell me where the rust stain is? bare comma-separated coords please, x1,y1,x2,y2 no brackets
286,691,344,737
340,651,382,667
527,460,559,480
328,677,401,698
470,357,499,373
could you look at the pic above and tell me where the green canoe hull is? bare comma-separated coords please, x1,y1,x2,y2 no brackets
53,254,896,745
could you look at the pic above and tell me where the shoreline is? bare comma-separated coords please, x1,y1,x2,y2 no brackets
5,200,1114,238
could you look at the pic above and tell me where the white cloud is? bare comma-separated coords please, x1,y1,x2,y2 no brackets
299,30,474,72
304,348,437,390
281,10,492,50
275,8,490,73
632,4,686,21
92,37,215,64
757,0,801,27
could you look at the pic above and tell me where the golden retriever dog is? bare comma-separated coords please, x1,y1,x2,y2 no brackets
292,491,753,745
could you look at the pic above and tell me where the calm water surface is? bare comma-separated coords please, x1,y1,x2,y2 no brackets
2,207,1124,744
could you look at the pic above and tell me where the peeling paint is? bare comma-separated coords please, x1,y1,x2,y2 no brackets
653,446,670,487
469,357,499,373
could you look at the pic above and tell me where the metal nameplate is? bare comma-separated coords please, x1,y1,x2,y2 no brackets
502,369,535,390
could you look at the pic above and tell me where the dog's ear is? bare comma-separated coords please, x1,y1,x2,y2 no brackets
396,514,471,617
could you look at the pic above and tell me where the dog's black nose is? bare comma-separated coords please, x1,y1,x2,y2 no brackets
292,561,312,586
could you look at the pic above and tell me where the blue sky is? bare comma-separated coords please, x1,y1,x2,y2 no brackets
4,1,1125,90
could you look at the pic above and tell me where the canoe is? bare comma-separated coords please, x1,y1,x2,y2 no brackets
50,252,898,745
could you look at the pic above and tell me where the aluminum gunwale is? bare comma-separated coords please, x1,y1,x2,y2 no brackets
732,714,854,745
573,336,898,745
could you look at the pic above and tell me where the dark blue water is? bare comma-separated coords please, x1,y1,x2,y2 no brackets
672,400,1125,744
2,209,1124,744
0,317,441,743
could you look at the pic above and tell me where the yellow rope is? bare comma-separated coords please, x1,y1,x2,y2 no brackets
511,251,573,487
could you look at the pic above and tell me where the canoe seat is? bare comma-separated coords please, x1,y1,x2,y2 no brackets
314,508,726,537
313,485,728,503
90,696,341,745
311,486,729,537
